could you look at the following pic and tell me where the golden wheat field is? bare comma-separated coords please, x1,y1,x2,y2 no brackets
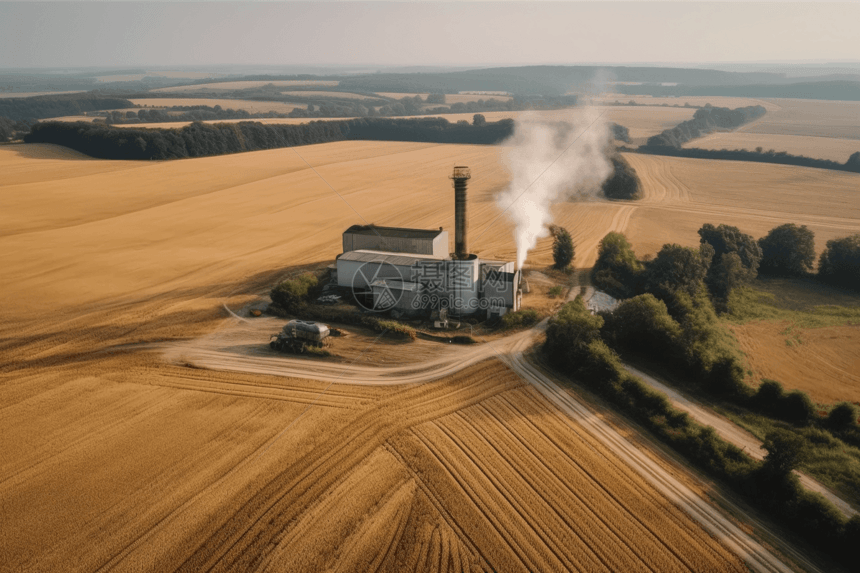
622,152,860,258
737,98,860,140
2,132,858,571
0,140,767,573
686,131,860,163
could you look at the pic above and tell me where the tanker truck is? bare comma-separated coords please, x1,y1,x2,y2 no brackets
270,320,330,354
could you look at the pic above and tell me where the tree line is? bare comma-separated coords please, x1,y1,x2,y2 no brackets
644,104,767,148
23,117,517,160
0,93,134,121
636,145,860,174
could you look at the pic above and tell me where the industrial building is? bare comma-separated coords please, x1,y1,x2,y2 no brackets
335,166,522,319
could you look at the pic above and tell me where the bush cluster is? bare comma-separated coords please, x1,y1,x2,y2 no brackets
818,234,860,291
270,273,319,313
500,308,540,330
751,380,817,425
601,154,643,200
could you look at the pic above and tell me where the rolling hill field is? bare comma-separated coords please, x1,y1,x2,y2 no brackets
0,141,763,572
3,131,858,571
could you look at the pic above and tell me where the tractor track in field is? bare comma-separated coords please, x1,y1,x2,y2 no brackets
153,284,836,572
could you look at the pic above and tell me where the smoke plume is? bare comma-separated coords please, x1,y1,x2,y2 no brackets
496,106,614,269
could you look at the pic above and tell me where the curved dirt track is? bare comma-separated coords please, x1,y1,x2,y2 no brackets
165,299,803,573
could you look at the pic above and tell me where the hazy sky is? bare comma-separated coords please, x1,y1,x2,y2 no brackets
1,2,858,68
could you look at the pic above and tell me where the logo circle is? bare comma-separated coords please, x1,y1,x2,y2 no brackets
351,260,404,312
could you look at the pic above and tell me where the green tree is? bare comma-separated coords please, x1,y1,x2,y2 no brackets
698,223,762,302
601,293,682,356
781,390,816,425
601,154,642,200
762,429,807,476
827,402,859,432
758,223,816,276
752,379,785,412
643,243,712,301
426,93,446,104
818,234,860,290
472,113,486,126
550,225,575,270
592,232,644,298
708,251,747,307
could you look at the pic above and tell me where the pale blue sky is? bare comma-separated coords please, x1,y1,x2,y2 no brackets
1,2,858,68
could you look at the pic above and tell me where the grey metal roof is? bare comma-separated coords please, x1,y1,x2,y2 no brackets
337,249,442,267
343,224,444,240
370,279,423,292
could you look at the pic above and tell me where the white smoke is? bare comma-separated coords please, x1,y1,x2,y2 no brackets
496,106,614,269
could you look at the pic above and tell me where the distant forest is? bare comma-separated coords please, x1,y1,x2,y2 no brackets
0,93,134,121
23,116,633,159
23,118,517,160
644,105,767,148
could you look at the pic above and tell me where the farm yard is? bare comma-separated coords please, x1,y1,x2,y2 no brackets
2,92,860,572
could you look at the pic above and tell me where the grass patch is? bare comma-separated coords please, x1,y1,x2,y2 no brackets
499,308,540,330
726,277,860,328
547,285,565,298
715,403,860,507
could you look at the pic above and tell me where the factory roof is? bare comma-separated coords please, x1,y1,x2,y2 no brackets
343,224,445,240
370,279,424,292
337,249,443,267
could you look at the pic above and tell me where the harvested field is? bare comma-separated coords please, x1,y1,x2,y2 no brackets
686,131,860,163
130,98,305,114
622,153,860,258
1,140,790,571
731,322,860,405
737,98,860,140
152,80,339,92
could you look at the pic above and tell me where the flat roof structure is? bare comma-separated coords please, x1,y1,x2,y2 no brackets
343,225,445,240
337,249,443,267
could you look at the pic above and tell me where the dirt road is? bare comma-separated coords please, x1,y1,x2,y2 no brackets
165,304,808,573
